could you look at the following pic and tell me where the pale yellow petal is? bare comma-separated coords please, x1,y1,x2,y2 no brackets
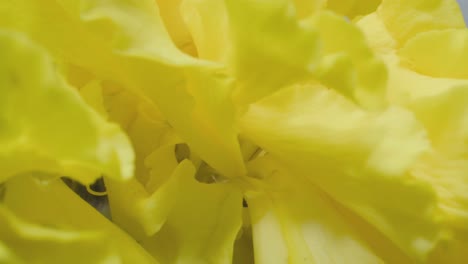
241,84,444,260
399,29,468,79
245,155,382,264
378,0,465,47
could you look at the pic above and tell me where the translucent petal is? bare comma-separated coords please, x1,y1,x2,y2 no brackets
240,84,445,260
399,29,468,79
245,155,382,264
0,0,245,178
224,0,320,105
0,30,133,184
139,161,243,264
378,0,465,47
313,11,388,110
2,174,158,264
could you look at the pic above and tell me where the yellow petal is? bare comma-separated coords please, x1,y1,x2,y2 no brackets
181,0,230,61
378,0,465,47
79,80,108,118
0,30,133,184
0,0,245,178
356,13,397,54
241,84,444,260
292,0,327,19
380,53,468,233
313,11,388,110
246,155,382,264
2,174,158,264
225,0,320,105
139,161,243,264
241,84,428,177
104,149,188,239
0,241,23,264
156,0,197,56
399,29,468,79
382,54,468,158
326,0,381,18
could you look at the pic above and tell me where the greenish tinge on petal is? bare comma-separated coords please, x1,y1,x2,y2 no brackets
0,0,245,178
155,0,197,56
245,155,382,264
1,174,158,264
326,0,381,19
78,80,109,118
104,150,188,239
291,0,327,19
240,84,446,261
224,0,320,106
312,11,388,110
378,0,465,47
399,29,468,79
181,0,230,62
0,240,23,264
139,160,243,264
232,223,255,264
0,30,134,185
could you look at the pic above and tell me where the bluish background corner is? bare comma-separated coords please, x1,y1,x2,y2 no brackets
458,0,468,25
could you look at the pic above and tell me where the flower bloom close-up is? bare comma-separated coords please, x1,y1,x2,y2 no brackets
1,0,468,263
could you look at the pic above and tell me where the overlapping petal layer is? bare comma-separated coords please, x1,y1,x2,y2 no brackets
0,30,133,184
241,84,445,261
0,0,245,178
1,174,158,264
1,0,468,263
245,155,382,264
138,161,243,264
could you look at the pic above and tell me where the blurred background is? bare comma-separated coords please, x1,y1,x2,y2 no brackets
458,0,468,24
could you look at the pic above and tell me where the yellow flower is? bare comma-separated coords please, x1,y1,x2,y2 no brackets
0,0,467,263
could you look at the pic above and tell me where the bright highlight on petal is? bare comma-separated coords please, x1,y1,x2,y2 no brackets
241,84,444,260
246,155,381,264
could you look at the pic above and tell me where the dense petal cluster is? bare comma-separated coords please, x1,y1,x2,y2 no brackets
0,0,468,263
